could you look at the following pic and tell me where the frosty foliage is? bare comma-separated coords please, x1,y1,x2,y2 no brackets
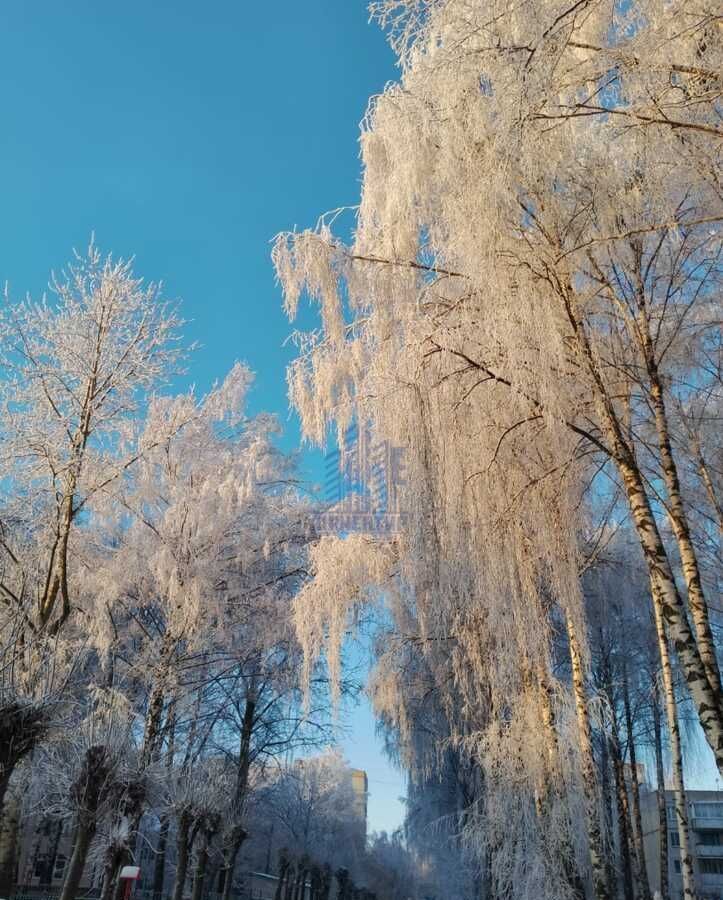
0,247,338,900
274,1,721,897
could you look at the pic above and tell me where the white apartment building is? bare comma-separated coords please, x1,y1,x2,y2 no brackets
641,790,723,900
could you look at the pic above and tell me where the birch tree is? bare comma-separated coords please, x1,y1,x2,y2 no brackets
273,1,721,897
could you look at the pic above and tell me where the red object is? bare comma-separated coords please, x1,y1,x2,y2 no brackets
119,865,141,900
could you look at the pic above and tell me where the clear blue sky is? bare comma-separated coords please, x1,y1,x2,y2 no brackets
0,0,405,834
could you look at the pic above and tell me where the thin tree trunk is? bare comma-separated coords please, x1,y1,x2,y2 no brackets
618,458,723,773
0,773,10,828
153,697,177,900
645,360,722,703
153,817,170,900
537,667,585,898
103,662,168,900
622,662,652,900
693,441,723,533
566,614,610,900
219,694,255,900
273,863,288,900
563,293,723,770
190,844,209,900
609,728,635,900
652,682,670,900
59,823,95,900
100,848,122,900
599,734,616,900
171,812,193,900
650,596,696,900
600,644,635,900
0,786,21,898
218,827,246,900
190,817,218,900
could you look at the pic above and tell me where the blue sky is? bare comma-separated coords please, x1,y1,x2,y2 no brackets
0,0,405,833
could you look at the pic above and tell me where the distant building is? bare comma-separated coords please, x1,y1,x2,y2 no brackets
641,789,723,900
350,769,369,836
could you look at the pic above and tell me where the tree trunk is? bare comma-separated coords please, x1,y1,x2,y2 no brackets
650,596,696,900
566,614,610,900
273,865,288,900
0,702,47,892
599,734,616,900
100,675,160,900
617,458,723,773
217,694,255,900
644,355,722,705
153,694,177,900
693,441,723,533
99,848,122,900
622,663,652,900
564,297,723,770
609,728,635,900
0,786,21,898
171,812,193,900
59,823,95,900
652,682,670,900
190,845,209,900
219,827,247,900
536,667,585,898
190,817,218,900
153,816,170,900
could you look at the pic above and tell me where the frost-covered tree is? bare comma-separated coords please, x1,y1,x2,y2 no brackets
0,243,330,900
254,750,367,895
273,2,721,898
0,243,187,876
86,365,317,900
36,688,136,900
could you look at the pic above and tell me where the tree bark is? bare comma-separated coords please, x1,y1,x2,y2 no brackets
218,826,246,900
218,695,255,900
171,812,193,900
652,682,670,900
617,458,723,774
599,734,616,900
190,816,218,900
566,614,610,900
563,288,723,770
600,645,635,900
609,728,635,900
100,847,124,900
274,854,290,900
59,823,95,900
153,817,170,900
622,662,652,900
644,357,722,704
0,786,21,898
536,667,585,898
693,441,723,533
650,596,696,900
153,698,176,900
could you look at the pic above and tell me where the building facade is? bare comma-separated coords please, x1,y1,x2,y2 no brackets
641,790,723,900
350,769,369,837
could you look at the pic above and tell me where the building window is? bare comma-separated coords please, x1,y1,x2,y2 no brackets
674,861,681,874
671,832,680,847
694,803,723,820
699,858,723,875
53,855,67,882
699,832,723,846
